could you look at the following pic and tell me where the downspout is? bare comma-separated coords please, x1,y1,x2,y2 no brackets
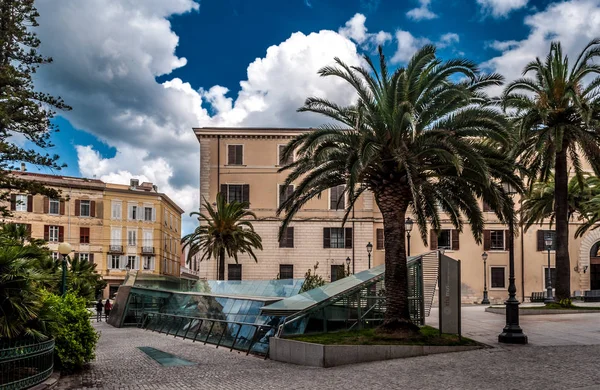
216,135,221,280
352,206,355,274
520,197,525,302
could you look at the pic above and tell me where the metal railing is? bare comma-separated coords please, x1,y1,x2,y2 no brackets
140,312,274,358
0,338,54,389
141,246,154,254
109,244,123,253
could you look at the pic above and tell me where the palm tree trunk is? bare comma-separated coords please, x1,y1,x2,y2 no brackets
218,248,225,281
375,187,419,335
554,149,571,300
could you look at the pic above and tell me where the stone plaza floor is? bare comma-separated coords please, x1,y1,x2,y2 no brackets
57,306,600,390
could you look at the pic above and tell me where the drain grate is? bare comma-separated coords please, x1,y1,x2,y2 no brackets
138,347,197,367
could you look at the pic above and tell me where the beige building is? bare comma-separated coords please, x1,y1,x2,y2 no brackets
195,127,600,303
3,171,184,298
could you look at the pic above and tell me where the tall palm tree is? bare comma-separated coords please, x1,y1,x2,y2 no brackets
278,46,520,334
68,255,107,300
182,193,263,280
502,39,600,300
521,174,600,231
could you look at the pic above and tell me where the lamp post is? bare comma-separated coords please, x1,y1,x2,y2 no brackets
498,182,528,344
57,242,72,297
366,242,373,269
544,234,555,304
346,256,352,275
405,217,413,256
481,252,490,305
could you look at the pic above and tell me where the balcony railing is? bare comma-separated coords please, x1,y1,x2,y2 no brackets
141,246,154,254
109,245,123,253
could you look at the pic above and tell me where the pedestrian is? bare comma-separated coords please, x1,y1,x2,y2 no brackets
104,299,112,321
96,299,104,322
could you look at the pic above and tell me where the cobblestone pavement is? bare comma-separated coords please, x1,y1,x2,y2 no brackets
57,318,600,390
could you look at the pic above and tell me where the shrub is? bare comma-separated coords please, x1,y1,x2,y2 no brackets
300,262,326,293
558,298,573,308
42,292,98,372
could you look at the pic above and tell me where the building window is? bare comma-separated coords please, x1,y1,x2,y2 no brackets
164,233,168,252
49,226,60,242
278,184,294,208
437,230,451,250
331,265,345,282
228,264,242,280
80,200,91,217
128,204,138,220
537,230,557,251
329,185,345,210
15,194,27,212
143,256,155,270
490,230,505,250
279,264,294,279
128,230,137,246
49,198,60,215
227,145,243,165
491,267,506,288
144,207,154,221
126,255,137,270
78,253,89,262
51,252,59,261
164,209,168,225
111,201,122,220
323,227,352,249
279,227,294,248
80,227,90,244
278,144,293,166
108,255,121,269
221,184,250,205
376,229,384,250
544,268,557,289
111,228,122,245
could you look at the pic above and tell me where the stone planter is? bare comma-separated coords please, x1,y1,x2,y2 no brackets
269,337,482,368
485,307,600,315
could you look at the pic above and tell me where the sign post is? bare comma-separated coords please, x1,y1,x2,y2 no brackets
438,253,461,337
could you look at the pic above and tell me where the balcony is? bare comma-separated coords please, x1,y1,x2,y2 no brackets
108,244,123,253
142,246,155,254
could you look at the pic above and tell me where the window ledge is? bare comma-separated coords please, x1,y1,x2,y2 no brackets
489,287,507,291
224,164,247,167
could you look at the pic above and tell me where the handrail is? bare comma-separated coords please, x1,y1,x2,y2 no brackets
0,338,55,389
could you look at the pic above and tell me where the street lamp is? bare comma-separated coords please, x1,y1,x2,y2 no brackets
544,234,555,304
498,182,528,344
346,256,351,275
481,252,490,305
405,217,414,256
366,242,373,269
57,242,72,297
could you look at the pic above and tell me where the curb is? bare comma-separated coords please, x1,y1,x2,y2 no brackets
29,372,60,390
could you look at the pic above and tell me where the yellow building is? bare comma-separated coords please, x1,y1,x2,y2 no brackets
195,127,598,302
3,171,184,298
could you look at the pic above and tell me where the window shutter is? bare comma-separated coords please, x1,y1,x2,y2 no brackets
483,201,492,212
242,184,250,204
73,253,79,261
220,184,227,200
44,225,49,241
451,230,459,250
89,253,94,263
90,201,96,217
323,228,331,248
60,200,65,215
25,224,31,237
75,200,80,216
152,207,156,221
43,197,49,213
537,230,544,251
483,230,491,251
228,145,235,165
429,230,438,250
330,186,337,209
376,229,384,250
345,227,353,248
237,145,243,165
288,227,294,248
10,194,16,211
504,230,509,251
27,195,33,212
58,226,64,242
137,205,143,221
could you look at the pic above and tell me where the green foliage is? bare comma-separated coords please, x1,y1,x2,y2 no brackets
299,262,326,293
42,292,98,372
558,298,573,308
69,255,107,300
0,0,71,217
182,193,263,280
0,225,54,339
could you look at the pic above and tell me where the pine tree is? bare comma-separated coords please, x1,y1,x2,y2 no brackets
0,0,70,216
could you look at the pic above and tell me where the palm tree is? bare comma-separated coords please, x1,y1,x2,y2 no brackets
521,174,600,231
69,255,107,300
278,46,520,334
502,39,600,300
182,193,263,280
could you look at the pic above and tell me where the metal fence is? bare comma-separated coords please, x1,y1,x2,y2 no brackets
0,338,54,390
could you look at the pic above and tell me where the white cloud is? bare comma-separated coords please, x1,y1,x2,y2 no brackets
438,33,460,48
487,40,520,51
391,31,459,63
338,13,392,48
476,0,528,18
483,0,600,94
406,0,438,21
34,3,366,233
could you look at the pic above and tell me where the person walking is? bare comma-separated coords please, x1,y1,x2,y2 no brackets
104,299,112,321
96,299,104,322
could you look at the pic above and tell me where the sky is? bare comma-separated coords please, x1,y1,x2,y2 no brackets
23,0,600,233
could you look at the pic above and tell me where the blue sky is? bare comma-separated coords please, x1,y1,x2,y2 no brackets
28,0,600,231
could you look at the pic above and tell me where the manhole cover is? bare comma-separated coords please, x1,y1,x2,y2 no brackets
138,347,197,367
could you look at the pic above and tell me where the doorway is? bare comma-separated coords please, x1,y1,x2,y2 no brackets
590,242,600,290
